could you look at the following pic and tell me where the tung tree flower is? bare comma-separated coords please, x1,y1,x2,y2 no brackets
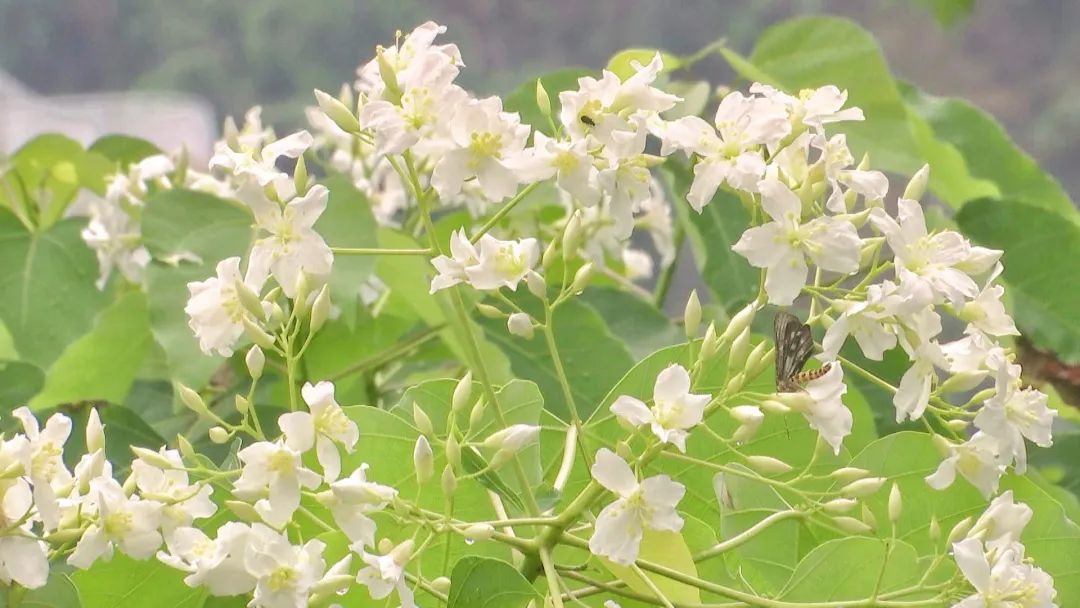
431,95,531,202
233,440,321,529
925,431,1005,498
974,357,1055,474
185,256,268,357
951,538,1056,608
610,364,711,452
588,448,685,565
279,381,360,482
429,230,538,293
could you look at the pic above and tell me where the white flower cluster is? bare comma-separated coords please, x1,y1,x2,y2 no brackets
951,491,1057,607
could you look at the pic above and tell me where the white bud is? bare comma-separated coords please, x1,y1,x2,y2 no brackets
314,88,362,133
245,346,265,380
310,285,331,332
176,384,208,415
242,316,276,349
209,426,229,444
759,399,791,415
684,290,702,340
729,405,764,426
832,516,873,535
431,577,452,594
903,164,930,202
445,435,461,470
562,212,583,259
929,516,941,542
482,424,540,454
225,500,262,523
377,538,395,555
234,395,250,415
570,262,594,293
441,464,458,496
507,313,535,339
822,498,858,514
840,477,886,498
86,408,105,453
131,446,176,469
745,455,793,475
888,483,903,523
414,436,434,483
947,517,974,545
452,372,473,414
727,327,752,372
829,467,871,482
721,302,757,344
526,271,547,298
413,403,434,437
535,79,552,119
464,523,495,542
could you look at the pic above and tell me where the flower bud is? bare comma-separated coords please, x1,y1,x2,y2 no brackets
829,467,871,482
86,408,105,453
414,436,434,483
378,537,395,554
468,399,487,432
131,446,176,469
945,419,970,433
225,500,261,523
727,327,752,373
938,371,986,394
759,399,791,415
431,577,452,594
314,88,362,134
476,303,504,319
822,498,858,514
526,271,547,299
562,212,583,260
482,424,540,454
535,78,552,119
729,405,764,426
725,372,746,395
721,302,757,345
684,290,701,340
234,395,250,415
888,483,903,523
452,372,473,414
209,426,229,444
293,273,312,314
489,449,514,469
507,313,535,339
310,285,331,333
929,516,941,542
242,316,276,349
615,441,633,461
441,464,458,496
293,154,309,195
176,384,209,416
412,403,434,437
746,455,793,475
570,262,594,294
445,435,461,470
176,434,196,461
246,346,265,380
390,539,415,565
234,280,265,320
903,164,930,202
464,523,495,542
541,238,558,270
861,504,878,530
743,341,771,377
697,322,719,365
947,517,974,545
832,516,873,535
375,48,402,102
840,477,886,498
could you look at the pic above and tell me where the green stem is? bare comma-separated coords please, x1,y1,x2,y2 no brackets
653,222,684,307
470,182,540,243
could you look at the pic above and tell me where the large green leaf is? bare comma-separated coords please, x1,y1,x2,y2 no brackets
1001,475,1080,606
316,175,377,327
141,189,252,386
956,198,1080,362
580,287,682,360
780,537,922,601
29,290,152,410
2,134,112,226
71,554,207,608
446,556,539,608
0,210,108,368
478,293,634,421
599,529,701,605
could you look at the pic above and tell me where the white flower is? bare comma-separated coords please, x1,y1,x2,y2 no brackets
129,448,216,533
940,331,1001,391
210,130,313,199
635,178,676,267
356,21,462,99
0,479,47,589
968,490,1032,551
974,357,1055,474
68,478,163,569
660,91,788,209
610,364,710,452
959,265,1019,337
799,363,853,455
951,538,1057,608
360,77,466,157
513,132,601,206
12,408,73,531
356,540,415,608
465,234,539,291
245,530,327,608
157,523,256,596
894,341,946,423
185,256,268,357
622,249,654,280
595,116,655,238
233,441,321,528
81,189,151,289
430,229,480,293
559,53,679,139
750,83,864,132
588,448,684,565
926,432,1004,498
238,182,333,298
821,279,934,361
431,96,530,202
732,178,861,305
871,200,977,305
322,464,398,547
279,381,359,482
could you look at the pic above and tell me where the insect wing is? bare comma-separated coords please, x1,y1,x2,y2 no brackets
774,311,814,390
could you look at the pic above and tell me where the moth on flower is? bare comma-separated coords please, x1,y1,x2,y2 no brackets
588,448,685,565
610,364,710,452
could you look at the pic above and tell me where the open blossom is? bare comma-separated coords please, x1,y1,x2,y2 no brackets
595,115,656,238
968,491,1033,551
559,53,679,139
210,130,313,199
279,381,359,482
12,407,73,531
431,95,530,202
951,538,1056,608
588,448,684,565
429,230,538,293
185,256,268,357
733,178,861,305
959,264,1018,337
129,448,215,533
513,132,601,206
926,431,1005,498
974,357,1055,474
750,83,864,132
157,523,256,596
0,478,47,589
894,341,947,423
321,464,398,546
789,362,853,455
233,440,321,529
610,364,710,452
245,530,331,608
660,90,789,209
68,477,163,569
821,278,934,361
237,182,334,297
356,540,416,608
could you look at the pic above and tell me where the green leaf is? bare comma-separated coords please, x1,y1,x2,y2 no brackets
478,293,634,421
1000,475,1080,606
29,290,152,410
956,198,1080,362
780,537,921,601
15,572,81,608
3,134,112,226
141,189,252,386
0,210,109,368
580,287,682,360
71,554,207,608
599,529,701,604
87,135,163,167
606,48,681,80
504,68,590,135
317,175,378,326
0,361,45,410
447,556,539,608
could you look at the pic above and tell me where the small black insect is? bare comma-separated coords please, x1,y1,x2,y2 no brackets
774,311,830,392
579,115,596,127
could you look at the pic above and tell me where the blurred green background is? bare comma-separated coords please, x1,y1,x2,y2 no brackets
3,0,1079,199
